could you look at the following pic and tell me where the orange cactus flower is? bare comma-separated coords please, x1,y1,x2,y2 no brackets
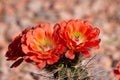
113,62,120,80
6,23,66,69
21,23,66,69
55,19,101,59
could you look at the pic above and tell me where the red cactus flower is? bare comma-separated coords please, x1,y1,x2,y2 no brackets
21,23,66,69
113,62,120,80
5,29,29,68
55,19,101,59
6,23,66,69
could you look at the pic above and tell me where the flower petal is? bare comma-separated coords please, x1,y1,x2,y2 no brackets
85,39,101,48
113,69,120,75
82,51,91,58
56,44,66,54
47,55,59,64
10,58,23,68
36,60,46,69
76,20,87,34
87,28,100,40
65,50,75,59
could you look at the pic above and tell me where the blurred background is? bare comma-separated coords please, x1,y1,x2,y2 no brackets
0,0,120,80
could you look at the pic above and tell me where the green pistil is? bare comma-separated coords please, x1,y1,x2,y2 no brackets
40,40,53,52
74,32,80,38
42,41,48,46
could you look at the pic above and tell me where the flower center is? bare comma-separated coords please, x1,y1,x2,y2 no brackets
74,32,80,38
72,32,86,45
39,40,53,52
